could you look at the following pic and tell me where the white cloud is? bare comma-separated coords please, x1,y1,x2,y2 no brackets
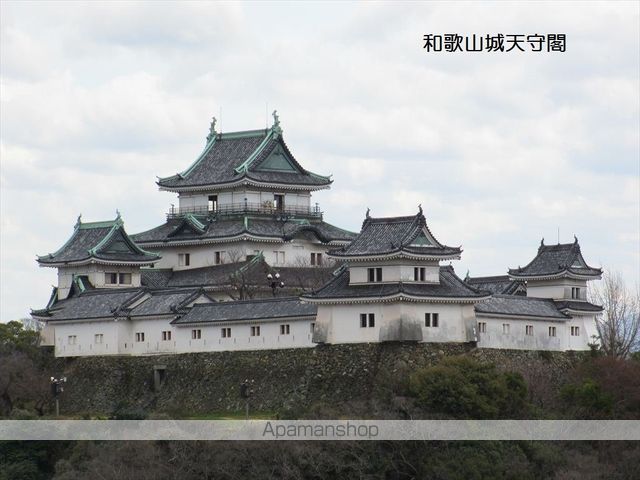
0,1,638,320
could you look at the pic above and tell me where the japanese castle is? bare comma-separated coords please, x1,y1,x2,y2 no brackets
32,113,603,357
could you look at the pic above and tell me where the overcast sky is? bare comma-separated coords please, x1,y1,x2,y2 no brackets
1,1,638,321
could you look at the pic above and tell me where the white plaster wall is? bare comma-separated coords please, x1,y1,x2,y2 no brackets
148,239,334,270
57,265,141,299
349,265,439,284
526,278,588,300
315,302,471,344
52,320,122,357
475,315,594,351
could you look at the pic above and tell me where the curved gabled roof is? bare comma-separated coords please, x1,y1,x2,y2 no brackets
329,207,461,260
37,215,160,267
131,216,356,246
508,237,602,280
156,121,331,192
302,265,488,303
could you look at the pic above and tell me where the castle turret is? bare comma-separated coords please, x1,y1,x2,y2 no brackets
37,213,160,300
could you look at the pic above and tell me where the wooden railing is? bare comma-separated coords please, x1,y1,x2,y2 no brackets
167,202,322,219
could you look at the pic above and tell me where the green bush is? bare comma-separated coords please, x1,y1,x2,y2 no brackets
408,356,529,419
561,379,614,418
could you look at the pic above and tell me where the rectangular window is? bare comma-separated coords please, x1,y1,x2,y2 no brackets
161,331,172,341
571,326,580,336
525,325,534,336
250,326,261,337
221,327,231,338
571,287,581,299
549,326,557,337
94,334,103,344
274,251,286,265
280,324,290,335
310,322,315,333
478,322,487,333
191,329,201,340
118,273,132,284
179,253,191,266
208,195,218,212
360,313,375,328
68,335,77,345
425,313,439,327
502,323,510,335
105,273,118,284
310,253,323,266
214,251,225,265
135,332,145,342
274,194,285,211
368,267,383,282
414,267,426,281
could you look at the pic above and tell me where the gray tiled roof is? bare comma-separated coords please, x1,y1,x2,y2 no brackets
466,275,525,295
37,217,160,265
475,295,569,319
141,259,336,292
509,239,601,278
172,297,316,325
131,216,356,245
303,265,488,300
157,129,331,190
32,288,145,321
129,290,205,316
32,287,206,321
554,300,603,313
330,210,461,258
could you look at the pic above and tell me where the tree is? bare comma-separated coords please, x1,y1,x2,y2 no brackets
408,356,529,419
590,270,640,358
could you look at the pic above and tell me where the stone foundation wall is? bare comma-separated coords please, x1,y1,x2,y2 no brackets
54,343,587,416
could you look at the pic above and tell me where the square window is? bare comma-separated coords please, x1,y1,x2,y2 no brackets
368,268,382,282
94,334,103,344
162,331,172,341
525,325,533,336
571,326,580,336
251,326,261,337
105,273,118,284
549,326,557,337
221,327,231,338
191,329,201,340
119,273,132,284
478,322,487,333
135,332,145,342
280,324,290,335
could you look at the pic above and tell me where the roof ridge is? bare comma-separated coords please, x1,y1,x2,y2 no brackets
192,296,302,307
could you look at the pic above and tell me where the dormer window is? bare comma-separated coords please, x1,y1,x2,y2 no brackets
368,267,382,282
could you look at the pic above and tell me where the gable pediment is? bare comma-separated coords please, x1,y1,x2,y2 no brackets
100,229,138,255
255,144,301,173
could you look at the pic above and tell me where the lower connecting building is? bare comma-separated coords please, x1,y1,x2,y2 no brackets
31,116,603,356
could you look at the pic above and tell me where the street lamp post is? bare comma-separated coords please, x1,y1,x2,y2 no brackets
267,272,285,296
240,379,254,420
50,376,67,417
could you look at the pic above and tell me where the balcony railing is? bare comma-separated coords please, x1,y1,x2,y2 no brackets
167,202,323,219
